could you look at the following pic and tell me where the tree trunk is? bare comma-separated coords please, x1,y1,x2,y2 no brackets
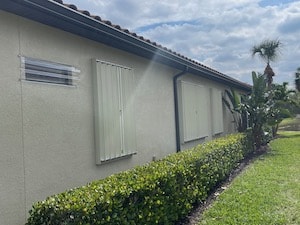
272,124,279,137
253,123,263,150
264,63,275,88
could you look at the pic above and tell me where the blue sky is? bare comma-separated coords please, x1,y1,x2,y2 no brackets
63,0,300,88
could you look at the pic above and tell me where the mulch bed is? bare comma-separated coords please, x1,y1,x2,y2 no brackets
177,145,269,225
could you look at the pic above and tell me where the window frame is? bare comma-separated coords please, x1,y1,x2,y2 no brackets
180,81,209,143
92,59,137,164
20,56,80,86
210,88,224,135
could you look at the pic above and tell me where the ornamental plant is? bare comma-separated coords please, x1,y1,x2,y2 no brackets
26,134,251,225
241,72,296,149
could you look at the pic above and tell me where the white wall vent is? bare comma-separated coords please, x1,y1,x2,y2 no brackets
20,56,80,86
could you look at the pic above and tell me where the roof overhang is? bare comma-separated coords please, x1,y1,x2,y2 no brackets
0,0,251,92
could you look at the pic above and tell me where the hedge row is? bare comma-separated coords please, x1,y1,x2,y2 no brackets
26,133,252,225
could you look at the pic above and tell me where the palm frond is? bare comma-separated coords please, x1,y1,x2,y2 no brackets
251,39,282,64
222,95,234,114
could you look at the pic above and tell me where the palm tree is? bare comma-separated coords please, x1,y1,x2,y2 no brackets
295,67,300,92
251,39,282,88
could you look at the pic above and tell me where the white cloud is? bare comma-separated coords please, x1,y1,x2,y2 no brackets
63,0,300,88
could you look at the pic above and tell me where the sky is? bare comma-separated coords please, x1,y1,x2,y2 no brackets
63,0,300,88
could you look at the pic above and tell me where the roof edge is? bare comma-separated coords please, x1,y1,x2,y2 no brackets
0,0,251,92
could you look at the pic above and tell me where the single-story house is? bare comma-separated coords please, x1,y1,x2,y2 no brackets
0,0,251,224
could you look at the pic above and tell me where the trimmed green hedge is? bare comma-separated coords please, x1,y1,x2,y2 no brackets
26,133,252,225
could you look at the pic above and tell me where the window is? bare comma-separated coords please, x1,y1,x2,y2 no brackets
92,59,136,164
20,56,80,86
211,88,224,135
180,81,209,142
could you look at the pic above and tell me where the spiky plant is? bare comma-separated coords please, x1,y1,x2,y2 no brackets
222,88,247,132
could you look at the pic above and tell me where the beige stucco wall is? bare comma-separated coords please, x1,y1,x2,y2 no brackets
0,11,178,224
178,75,237,150
0,10,242,225
0,11,26,225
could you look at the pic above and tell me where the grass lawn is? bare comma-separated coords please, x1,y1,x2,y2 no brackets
198,131,300,225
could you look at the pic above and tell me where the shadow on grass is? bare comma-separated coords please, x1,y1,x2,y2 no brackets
278,125,300,132
278,117,300,132
276,132,300,139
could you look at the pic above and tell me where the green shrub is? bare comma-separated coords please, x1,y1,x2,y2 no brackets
26,133,252,225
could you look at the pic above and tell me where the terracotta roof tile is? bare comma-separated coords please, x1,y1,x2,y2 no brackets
104,20,112,26
65,4,77,10
79,10,90,16
92,15,102,21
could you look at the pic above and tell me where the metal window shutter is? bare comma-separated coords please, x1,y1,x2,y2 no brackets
181,82,209,142
211,89,224,134
120,67,137,156
99,63,123,160
93,60,136,163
